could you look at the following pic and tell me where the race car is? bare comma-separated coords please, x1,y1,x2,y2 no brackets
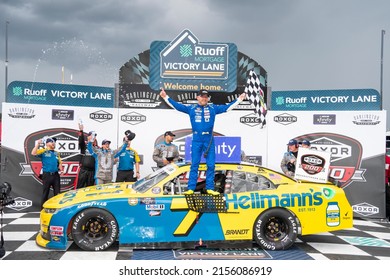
36,162,353,251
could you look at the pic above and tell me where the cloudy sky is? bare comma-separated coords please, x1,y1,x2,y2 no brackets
0,0,389,129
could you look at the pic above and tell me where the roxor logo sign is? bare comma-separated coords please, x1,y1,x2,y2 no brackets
90,110,113,123
121,112,146,125
240,113,260,127
294,133,364,187
301,154,325,175
274,113,297,125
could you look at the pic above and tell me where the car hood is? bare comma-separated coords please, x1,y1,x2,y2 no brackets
43,182,138,209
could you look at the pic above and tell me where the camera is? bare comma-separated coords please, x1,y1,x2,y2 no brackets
0,182,14,207
124,130,136,141
286,162,296,173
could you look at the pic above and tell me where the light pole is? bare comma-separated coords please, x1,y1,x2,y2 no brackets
5,21,9,98
380,29,385,110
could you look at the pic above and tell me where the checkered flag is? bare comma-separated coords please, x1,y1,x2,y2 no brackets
244,70,267,128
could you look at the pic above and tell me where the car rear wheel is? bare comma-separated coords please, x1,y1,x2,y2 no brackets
71,208,118,251
253,208,298,250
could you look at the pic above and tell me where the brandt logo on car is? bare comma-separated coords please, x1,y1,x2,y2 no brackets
90,110,113,123
8,108,35,119
121,112,147,125
6,197,33,211
352,202,379,216
352,114,380,126
313,114,336,125
293,133,365,188
274,113,297,125
240,112,261,127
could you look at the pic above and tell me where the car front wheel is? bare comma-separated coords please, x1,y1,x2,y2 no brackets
71,208,118,251
253,208,298,250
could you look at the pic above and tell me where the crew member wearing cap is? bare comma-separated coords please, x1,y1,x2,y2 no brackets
114,130,141,182
301,139,311,149
160,88,246,195
153,131,180,168
87,136,128,185
280,139,299,178
76,123,98,188
31,137,63,208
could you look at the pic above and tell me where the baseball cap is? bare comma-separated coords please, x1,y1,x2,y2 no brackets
164,131,175,137
197,89,210,96
46,138,55,143
101,139,111,145
87,131,97,136
302,140,311,146
287,139,298,146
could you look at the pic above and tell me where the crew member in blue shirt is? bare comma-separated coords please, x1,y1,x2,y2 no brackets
160,88,246,195
115,131,141,182
31,137,63,208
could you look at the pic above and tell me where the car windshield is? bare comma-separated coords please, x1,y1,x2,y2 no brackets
131,165,174,193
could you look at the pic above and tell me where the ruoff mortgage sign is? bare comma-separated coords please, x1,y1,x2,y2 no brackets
149,29,238,92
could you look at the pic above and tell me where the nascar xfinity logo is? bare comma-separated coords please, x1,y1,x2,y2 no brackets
225,192,323,210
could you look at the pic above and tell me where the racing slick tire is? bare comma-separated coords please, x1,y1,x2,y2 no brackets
71,208,119,251
253,208,298,250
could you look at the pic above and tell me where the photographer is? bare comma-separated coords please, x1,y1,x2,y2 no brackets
280,139,298,178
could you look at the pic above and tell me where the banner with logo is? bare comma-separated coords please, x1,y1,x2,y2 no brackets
7,81,114,108
267,110,386,218
270,89,381,111
1,102,266,212
149,29,238,92
295,148,331,183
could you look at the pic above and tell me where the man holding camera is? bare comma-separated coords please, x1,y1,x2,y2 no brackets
153,131,179,169
280,139,299,178
115,130,141,182
31,137,63,208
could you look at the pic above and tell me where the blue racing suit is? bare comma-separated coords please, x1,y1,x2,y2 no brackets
163,96,241,190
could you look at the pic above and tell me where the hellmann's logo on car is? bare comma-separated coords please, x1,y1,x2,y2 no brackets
225,192,323,210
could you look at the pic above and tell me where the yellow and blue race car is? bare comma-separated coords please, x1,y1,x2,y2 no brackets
36,162,353,251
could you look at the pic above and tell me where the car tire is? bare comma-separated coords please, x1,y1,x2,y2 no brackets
71,208,118,251
253,208,298,250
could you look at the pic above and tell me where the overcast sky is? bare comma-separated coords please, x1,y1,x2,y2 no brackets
0,0,389,129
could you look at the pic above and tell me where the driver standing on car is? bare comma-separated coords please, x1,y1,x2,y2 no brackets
160,88,246,195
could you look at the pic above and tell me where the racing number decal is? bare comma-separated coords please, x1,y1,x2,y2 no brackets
170,197,202,236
